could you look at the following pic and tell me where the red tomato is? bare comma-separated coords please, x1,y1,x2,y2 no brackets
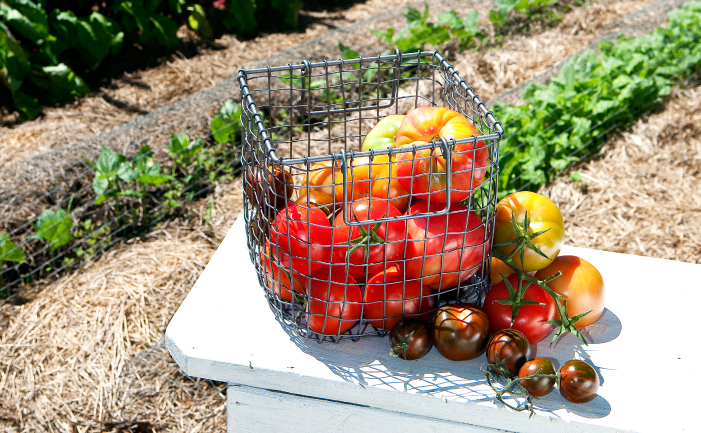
362,264,435,330
333,200,406,282
260,243,306,301
405,201,488,290
306,267,362,335
270,202,333,277
483,274,556,344
430,303,490,361
394,106,490,203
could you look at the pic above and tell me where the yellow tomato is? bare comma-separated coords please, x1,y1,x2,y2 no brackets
494,191,564,272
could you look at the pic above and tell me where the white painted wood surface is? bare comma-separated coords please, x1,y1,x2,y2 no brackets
166,215,701,433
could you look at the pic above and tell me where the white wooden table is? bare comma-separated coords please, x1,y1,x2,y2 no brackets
166,216,700,432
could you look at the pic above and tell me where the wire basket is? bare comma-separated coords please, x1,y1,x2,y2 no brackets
238,49,503,342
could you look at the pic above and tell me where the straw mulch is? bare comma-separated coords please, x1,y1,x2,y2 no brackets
542,87,701,263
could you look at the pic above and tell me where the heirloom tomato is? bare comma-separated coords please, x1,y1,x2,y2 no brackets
389,318,432,360
306,267,362,335
486,329,531,377
494,191,564,272
295,190,339,218
535,256,605,328
363,264,435,330
430,303,490,361
333,200,405,282
297,160,340,202
245,164,294,210
335,155,409,213
405,201,488,290
519,358,556,397
362,115,405,151
269,202,333,277
395,106,489,203
559,360,599,404
260,243,306,301
483,274,556,344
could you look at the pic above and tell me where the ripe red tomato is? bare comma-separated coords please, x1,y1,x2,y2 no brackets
363,264,435,330
430,303,490,361
405,201,488,290
535,255,606,328
494,191,564,272
306,267,362,335
260,244,306,301
559,360,599,404
333,200,406,282
389,318,432,360
483,274,556,344
485,329,531,377
270,202,333,277
519,358,556,397
394,106,490,203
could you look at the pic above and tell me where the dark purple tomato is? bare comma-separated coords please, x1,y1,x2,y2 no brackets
559,360,599,403
485,329,530,377
519,358,556,397
430,303,490,361
389,319,432,360
246,165,294,210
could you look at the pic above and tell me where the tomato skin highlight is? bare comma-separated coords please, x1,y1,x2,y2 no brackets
430,303,490,361
395,106,489,203
559,360,599,404
333,200,406,282
535,255,606,328
519,358,556,397
486,329,531,377
483,274,556,344
494,191,564,272
389,318,433,360
306,267,362,335
363,265,435,330
405,201,488,290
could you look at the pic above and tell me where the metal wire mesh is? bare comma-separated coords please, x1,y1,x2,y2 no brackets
239,50,504,342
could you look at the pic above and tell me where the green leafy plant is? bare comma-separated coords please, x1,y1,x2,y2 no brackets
0,233,25,286
211,99,242,144
28,203,74,255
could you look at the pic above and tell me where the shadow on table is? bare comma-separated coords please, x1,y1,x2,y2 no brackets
275,307,621,420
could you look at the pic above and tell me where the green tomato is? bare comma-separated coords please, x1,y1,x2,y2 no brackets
361,115,405,151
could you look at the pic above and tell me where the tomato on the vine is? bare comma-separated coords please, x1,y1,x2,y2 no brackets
494,191,564,272
519,358,556,397
559,360,599,404
485,329,531,377
389,318,432,360
430,303,490,361
363,264,434,330
483,274,556,344
306,267,362,335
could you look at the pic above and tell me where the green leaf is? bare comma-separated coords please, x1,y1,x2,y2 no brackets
188,4,212,38
338,43,360,69
211,100,242,144
33,208,73,253
150,14,179,49
118,189,144,198
34,64,90,102
95,146,123,175
0,3,48,42
270,0,304,28
0,233,25,264
224,0,257,34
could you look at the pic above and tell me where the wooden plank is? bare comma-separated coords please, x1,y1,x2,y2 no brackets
167,215,701,433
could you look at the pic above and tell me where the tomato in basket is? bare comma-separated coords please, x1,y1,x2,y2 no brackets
306,266,362,335
394,106,490,203
361,114,405,151
404,201,488,290
336,155,410,213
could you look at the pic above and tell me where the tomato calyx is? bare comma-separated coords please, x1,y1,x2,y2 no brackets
488,353,514,378
493,209,553,267
343,214,386,264
389,329,415,359
482,364,559,417
493,276,546,325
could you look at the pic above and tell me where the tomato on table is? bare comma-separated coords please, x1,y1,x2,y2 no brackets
405,201,488,291
483,273,556,344
362,264,435,330
559,360,599,404
519,358,556,397
362,115,405,151
394,106,490,203
494,191,564,272
389,318,432,360
490,256,514,285
485,329,531,377
333,200,406,282
535,255,605,328
269,201,333,277
306,267,362,335
430,303,490,361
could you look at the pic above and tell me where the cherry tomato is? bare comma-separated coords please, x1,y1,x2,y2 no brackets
245,164,294,210
430,303,490,361
363,264,435,330
389,318,432,360
333,200,406,282
519,358,556,397
306,267,362,335
362,115,405,151
559,360,599,404
270,202,333,277
483,273,556,344
494,191,564,272
395,106,490,203
535,255,605,328
485,329,530,377
405,201,488,290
